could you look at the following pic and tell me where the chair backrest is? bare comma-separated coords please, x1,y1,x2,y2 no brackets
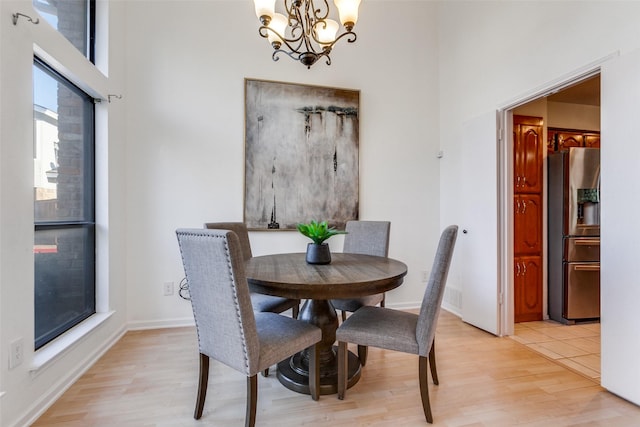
176,228,259,376
416,225,458,357
343,220,391,257
204,222,252,261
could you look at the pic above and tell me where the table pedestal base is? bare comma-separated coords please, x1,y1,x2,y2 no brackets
276,346,361,395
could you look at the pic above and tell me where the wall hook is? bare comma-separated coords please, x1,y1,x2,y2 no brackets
12,12,40,26
108,94,123,103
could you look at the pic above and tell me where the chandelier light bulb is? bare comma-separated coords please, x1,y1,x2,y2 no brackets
254,0,276,25
267,13,288,48
316,19,339,46
334,0,361,30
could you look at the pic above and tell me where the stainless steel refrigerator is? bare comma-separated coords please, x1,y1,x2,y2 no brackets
548,147,600,324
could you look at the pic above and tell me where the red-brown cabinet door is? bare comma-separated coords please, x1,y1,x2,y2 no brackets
514,255,543,322
514,194,542,254
584,133,601,148
557,131,583,152
514,117,543,193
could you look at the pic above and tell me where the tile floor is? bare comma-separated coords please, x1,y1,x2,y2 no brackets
511,319,601,381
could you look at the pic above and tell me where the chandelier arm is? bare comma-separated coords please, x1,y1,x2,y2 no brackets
320,31,357,52
296,1,317,55
258,26,271,38
271,50,282,62
309,0,330,21
289,24,304,41
284,0,295,17
259,25,311,55
273,34,318,59
259,25,305,45
308,27,357,48
306,0,330,54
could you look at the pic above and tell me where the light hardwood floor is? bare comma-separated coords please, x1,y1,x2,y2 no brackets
32,310,639,426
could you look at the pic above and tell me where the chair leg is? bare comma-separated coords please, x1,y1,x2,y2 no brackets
419,356,434,423
292,301,300,319
194,353,209,420
308,344,320,401
262,368,269,377
341,310,347,322
245,375,257,427
428,339,438,385
337,341,348,400
380,293,386,308
357,345,368,367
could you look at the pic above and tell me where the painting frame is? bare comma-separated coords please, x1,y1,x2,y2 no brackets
244,78,360,231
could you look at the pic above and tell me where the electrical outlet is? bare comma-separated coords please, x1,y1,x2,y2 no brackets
163,281,174,296
421,270,430,282
9,338,24,369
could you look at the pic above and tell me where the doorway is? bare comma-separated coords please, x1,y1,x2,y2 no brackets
508,74,601,382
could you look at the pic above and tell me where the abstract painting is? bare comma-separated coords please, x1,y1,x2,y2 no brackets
244,79,359,230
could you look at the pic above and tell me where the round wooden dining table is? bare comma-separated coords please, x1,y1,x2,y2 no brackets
244,252,408,395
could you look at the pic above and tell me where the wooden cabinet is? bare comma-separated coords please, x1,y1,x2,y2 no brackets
514,117,544,193
514,255,543,323
557,131,583,152
514,124,600,323
548,129,600,153
514,194,542,255
584,133,600,148
513,115,543,322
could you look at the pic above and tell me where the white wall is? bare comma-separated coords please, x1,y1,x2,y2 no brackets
122,1,441,328
600,48,640,408
437,0,640,405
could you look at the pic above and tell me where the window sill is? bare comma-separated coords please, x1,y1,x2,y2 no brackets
30,311,115,376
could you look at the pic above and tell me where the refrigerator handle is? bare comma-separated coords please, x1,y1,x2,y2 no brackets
575,239,600,246
574,265,600,272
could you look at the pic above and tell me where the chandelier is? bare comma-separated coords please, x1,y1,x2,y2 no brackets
253,0,361,69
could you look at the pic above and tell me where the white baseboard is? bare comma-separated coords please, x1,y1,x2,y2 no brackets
386,301,421,311
441,302,462,318
127,316,195,331
14,325,127,427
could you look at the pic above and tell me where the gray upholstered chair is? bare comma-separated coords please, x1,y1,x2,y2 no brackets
331,220,390,365
176,228,321,426
331,220,391,318
336,225,458,424
204,222,300,319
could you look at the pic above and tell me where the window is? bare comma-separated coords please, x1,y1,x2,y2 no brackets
33,0,95,62
33,58,96,350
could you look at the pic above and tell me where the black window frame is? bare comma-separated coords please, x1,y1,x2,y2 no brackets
33,57,96,350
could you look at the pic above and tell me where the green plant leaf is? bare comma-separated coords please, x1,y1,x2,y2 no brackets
296,219,347,244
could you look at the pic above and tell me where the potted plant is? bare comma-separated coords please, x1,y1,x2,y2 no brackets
297,220,347,265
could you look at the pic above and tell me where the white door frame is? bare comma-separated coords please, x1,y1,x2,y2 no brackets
495,53,615,336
